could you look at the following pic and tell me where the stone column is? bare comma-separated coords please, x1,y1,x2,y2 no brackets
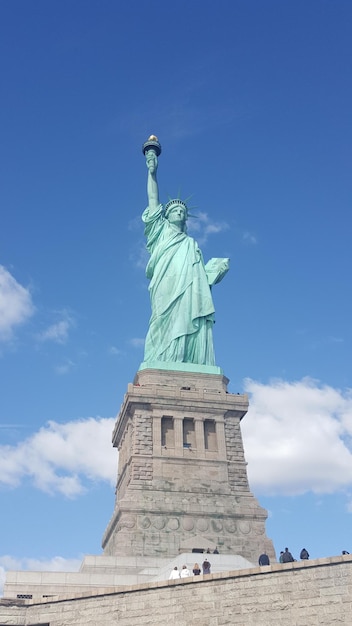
195,418,205,457
216,417,227,458
153,413,162,456
174,416,183,455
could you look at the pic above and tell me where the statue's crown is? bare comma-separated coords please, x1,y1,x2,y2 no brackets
164,199,188,216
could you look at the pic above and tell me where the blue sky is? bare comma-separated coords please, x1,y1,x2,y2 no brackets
1,0,352,591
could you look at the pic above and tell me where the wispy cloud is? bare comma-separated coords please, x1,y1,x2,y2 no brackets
307,334,345,351
55,359,75,375
0,556,82,596
117,98,239,143
108,345,122,356
328,336,344,344
188,211,229,245
296,330,344,347
130,337,145,348
130,240,149,270
0,265,34,341
243,231,257,245
129,209,229,271
0,555,81,572
37,310,74,344
128,215,143,232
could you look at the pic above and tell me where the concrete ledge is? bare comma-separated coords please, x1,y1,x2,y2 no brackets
3,554,351,607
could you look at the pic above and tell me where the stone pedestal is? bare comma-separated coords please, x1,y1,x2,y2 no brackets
102,369,275,563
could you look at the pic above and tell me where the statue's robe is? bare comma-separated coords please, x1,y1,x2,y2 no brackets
142,205,215,365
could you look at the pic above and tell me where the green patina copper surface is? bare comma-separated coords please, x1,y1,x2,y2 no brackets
141,137,229,373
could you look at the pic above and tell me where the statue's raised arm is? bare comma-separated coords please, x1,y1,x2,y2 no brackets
143,135,161,212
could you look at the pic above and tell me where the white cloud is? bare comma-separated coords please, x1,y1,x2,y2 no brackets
130,212,229,266
188,211,229,245
130,240,149,270
55,359,75,375
243,231,257,244
0,417,116,497
242,378,352,496
128,215,143,232
0,265,34,341
37,310,74,344
0,555,81,572
108,346,122,356
1,378,352,505
130,337,145,348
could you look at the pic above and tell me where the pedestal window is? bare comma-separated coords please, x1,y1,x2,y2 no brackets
204,419,218,451
161,416,174,448
183,418,196,448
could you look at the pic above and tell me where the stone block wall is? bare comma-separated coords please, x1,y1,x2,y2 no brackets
224,414,251,491
1,555,351,625
102,369,274,562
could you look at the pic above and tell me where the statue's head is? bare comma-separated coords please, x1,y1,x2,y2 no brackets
164,199,188,232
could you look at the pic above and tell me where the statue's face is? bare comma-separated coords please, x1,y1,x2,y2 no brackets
167,204,187,230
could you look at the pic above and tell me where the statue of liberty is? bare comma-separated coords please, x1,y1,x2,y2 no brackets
141,136,229,371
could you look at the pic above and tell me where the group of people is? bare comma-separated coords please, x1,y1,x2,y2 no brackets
206,547,219,554
171,545,314,579
258,547,310,566
278,547,309,563
170,545,317,579
171,544,347,578
169,559,211,579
